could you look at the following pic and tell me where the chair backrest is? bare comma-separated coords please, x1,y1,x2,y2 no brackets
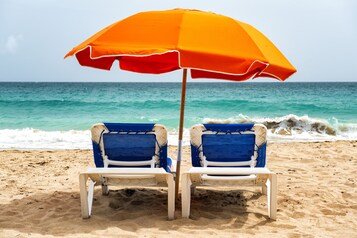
190,124,267,168
103,133,156,162
91,123,170,171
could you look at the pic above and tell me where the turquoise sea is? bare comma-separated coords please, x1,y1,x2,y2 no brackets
0,82,356,149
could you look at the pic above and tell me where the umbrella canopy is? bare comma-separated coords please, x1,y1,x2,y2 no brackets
65,8,296,199
65,8,296,81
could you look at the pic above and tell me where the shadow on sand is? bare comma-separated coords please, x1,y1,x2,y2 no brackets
0,188,272,236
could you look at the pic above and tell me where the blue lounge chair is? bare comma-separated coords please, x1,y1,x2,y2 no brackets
181,124,277,219
79,123,175,220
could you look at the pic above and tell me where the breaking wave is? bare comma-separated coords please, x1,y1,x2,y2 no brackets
0,115,356,149
202,114,357,142
0,129,91,150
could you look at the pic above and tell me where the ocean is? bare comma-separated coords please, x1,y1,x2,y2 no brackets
0,82,356,149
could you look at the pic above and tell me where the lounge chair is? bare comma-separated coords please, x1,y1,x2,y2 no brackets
181,124,277,219
79,123,175,220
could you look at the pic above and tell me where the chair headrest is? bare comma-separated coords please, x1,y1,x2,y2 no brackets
104,123,155,132
203,124,254,133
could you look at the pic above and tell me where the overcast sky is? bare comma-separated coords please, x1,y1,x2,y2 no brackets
1,0,356,82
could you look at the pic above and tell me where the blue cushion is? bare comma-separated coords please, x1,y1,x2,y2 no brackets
91,123,172,172
256,143,266,167
190,124,267,168
191,144,202,167
159,144,171,172
202,134,256,163
103,134,156,162
92,141,104,167
203,124,254,133
104,123,155,132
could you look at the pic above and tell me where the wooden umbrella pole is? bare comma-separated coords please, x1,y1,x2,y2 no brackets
175,68,188,200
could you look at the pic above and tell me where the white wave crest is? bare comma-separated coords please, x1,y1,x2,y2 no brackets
1,115,356,150
167,128,191,146
203,114,357,142
0,128,91,150
0,128,190,150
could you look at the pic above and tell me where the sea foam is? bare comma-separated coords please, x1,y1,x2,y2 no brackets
203,114,357,142
0,115,356,149
0,128,91,150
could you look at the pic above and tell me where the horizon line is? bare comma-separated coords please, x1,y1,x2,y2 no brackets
0,80,356,83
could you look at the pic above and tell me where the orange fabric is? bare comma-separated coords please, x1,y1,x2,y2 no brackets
65,9,296,81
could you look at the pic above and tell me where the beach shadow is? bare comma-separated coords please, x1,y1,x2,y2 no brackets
0,187,272,236
186,188,272,227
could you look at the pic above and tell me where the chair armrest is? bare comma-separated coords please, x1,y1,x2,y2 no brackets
184,167,274,175
83,168,169,175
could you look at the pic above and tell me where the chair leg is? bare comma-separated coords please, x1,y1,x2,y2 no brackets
102,185,109,195
191,185,196,196
87,180,95,216
79,174,90,219
262,183,267,195
166,174,175,220
181,173,192,218
268,174,277,220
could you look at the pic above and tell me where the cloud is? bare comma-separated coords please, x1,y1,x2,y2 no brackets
4,34,23,53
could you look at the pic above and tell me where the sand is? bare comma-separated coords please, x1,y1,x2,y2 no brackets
0,141,356,237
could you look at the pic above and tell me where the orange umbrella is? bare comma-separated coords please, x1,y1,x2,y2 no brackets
65,8,296,198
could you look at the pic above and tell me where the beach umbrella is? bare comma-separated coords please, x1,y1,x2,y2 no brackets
65,8,296,199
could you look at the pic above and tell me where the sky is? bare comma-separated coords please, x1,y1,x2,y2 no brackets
0,0,357,82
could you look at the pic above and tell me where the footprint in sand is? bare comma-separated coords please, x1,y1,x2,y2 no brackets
320,208,347,216
291,211,305,219
130,200,144,206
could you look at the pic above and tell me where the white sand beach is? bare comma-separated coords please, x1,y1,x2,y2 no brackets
2,0,357,237
0,141,356,237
